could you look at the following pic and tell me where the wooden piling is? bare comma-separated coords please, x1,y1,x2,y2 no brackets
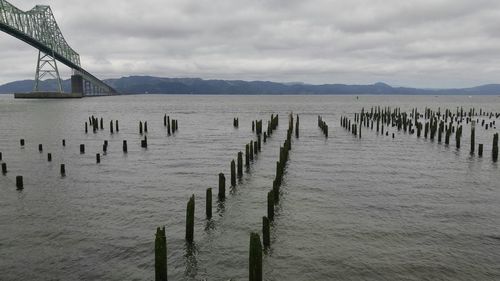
115,120,119,132
1,163,6,174
110,120,114,134
267,190,274,221
80,144,85,154
295,115,299,138
479,144,483,157
16,176,23,190
249,232,263,281
47,153,52,162
155,226,167,281
145,121,148,133
249,141,254,161
493,133,498,162
20,139,25,146
470,121,475,154
231,160,236,186
140,121,143,135
85,122,88,133
100,118,103,130
262,216,270,248
60,164,65,176
186,195,195,243
62,139,66,147
96,154,100,164
218,173,226,200
38,144,43,152
206,188,212,219
237,152,243,178
123,140,128,153
245,144,250,167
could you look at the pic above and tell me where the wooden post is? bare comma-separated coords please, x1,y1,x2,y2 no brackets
62,139,66,147
249,233,263,281
139,121,143,135
116,120,119,132
1,163,6,174
262,216,270,248
0,152,2,161
85,122,88,133
295,115,299,138
100,118,103,130
493,133,499,162
267,190,274,221
249,141,254,160
206,188,212,219
167,116,171,135
60,164,66,176
470,121,475,154
479,144,483,157
155,226,167,281
110,120,114,134
257,135,261,152
186,195,195,243
218,173,226,200
80,144,85,154
164,114,167,126
20,139,25,146
237,152,243,178
47,153,52,162
245,144,250,167
38,144,43,152
123,140,128,153
16,176,23,190
96,154,100,164
145,121,148,133
231,160,236,186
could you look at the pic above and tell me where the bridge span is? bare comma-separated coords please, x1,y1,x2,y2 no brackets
0,0,117,97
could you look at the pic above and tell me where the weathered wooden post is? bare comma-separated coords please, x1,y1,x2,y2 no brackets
206,188,212,219
116,120,119,132
145,121,148,133
252,121,255,132
249,141,254,160
47,153,52,162
218,173,226,200
60,164,66,176
237,152,243,178
62,139,66,147
16,176,23,190
478,144,483,157
100,118,104,130
155,226,167,281
470,121,475,154
245,144,250,167
249,233,263,281
20,139,25,146
80,144,85,154
96,154,101,164
295,115,299,138
38,144,43,152
186,195,195,243
257,135,261,152
493,133,499,162
231,160,236,186
263,132,267,143
254,141,258,156
262,216,270,248
85,122,88,133
0,152,2,161
110,120,114,134
1,163,6,174
267,190,274,221
139,121,143,135
123,140,128,153
164,114,167,127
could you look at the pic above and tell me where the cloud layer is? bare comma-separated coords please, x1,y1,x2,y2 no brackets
1,0,500,87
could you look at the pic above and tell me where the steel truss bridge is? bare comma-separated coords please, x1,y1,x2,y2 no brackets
0,0,116,96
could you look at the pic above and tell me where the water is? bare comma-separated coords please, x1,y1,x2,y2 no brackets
0,94,499,281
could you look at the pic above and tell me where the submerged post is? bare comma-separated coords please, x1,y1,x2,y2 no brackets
186,195,195,243
218,173,226,200
206,188,212,219
249,233,263,281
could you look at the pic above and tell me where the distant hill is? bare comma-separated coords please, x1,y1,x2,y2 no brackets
1,76,500,95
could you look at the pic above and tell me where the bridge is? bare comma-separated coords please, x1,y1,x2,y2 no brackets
0,0,116,97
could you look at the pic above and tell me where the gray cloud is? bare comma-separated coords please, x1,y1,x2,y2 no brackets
2,0,500,87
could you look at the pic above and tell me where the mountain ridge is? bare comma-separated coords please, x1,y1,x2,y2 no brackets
1,76,500,95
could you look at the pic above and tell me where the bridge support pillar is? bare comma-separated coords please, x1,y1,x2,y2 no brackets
71,74,84,94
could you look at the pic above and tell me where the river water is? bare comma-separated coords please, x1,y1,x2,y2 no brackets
0,94,499,281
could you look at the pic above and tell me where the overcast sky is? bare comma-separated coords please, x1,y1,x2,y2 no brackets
2,0,500,87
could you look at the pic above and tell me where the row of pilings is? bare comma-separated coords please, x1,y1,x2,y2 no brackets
341,106,499,161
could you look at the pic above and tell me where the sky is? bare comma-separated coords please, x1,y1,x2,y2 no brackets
2,0,500,88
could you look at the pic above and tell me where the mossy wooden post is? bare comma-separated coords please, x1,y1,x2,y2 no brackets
139,121,143,135
115,120,119,132
249,232,263,281
206,188,212,219
80,144,85,154
1,163,7,174
186,195,195,243
47,153,52,162
245,144,250,167
478,144,483,157
218,173,226,200
237,152,243,178
249,141,254,160
123,140,128,153
262,216,270,248
231,160,236,186
267,190,275,221
295,115,299,138
60,164,65,176
493,133,499,162
16,176,23,190
470,121,475,154
155,226,167,281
